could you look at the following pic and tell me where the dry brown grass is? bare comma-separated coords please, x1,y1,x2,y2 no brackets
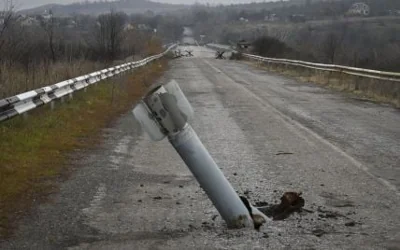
0,59,168,238
254,62,400,108
0,60,109,99
0,43,166,99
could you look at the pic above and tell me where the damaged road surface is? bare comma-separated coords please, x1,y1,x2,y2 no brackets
251,192,305,221
1,46,400,249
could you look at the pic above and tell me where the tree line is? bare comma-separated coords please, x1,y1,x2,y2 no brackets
179,3,400,71
0,2,183,98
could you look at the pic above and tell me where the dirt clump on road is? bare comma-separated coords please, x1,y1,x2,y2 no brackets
255,192,305,221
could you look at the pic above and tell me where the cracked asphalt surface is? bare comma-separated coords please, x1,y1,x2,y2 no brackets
1,45,399,249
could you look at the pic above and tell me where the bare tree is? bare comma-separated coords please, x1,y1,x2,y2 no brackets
252,36,293,58
39,10,57,63
321,22,348,64
0,0,15,53
93,9,126,62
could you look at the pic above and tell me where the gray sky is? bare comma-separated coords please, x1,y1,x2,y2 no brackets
1,0,274,10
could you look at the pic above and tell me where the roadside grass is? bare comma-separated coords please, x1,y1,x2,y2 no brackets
251,62,400,108
0,39,164,99
0,60,107,99
0,59,168,237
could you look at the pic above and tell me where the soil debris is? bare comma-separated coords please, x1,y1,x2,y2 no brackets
255,201,269,207
345,221,356,227
312,229,326,237
317,207,346,219
276,151,294,156
257,192,305,220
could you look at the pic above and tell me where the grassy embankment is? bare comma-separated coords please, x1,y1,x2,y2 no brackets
0,54,169,237
251,61,400,107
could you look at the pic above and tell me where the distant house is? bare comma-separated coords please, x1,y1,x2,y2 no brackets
239,17,249,23
41,10,53,20
20,16,39,27
137,23,152,31
348,2,370,16
124,23,135,31
265,13,279,22
66,19,77,28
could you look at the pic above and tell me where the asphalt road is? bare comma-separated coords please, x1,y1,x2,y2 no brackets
1,45,399,250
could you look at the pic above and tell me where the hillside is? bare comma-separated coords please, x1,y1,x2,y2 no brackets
19,0,187,16
208,0,399,15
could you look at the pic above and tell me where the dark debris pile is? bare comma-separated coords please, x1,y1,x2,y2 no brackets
257,192,305,220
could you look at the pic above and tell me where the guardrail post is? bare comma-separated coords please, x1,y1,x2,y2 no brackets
69,93,73,100
354,75,360,91
339,70,344,86
133,80,261,229
50,101,55,110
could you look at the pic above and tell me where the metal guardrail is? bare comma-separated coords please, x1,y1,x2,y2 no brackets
0,44,177,122
243,54,400,82
206,44,400,82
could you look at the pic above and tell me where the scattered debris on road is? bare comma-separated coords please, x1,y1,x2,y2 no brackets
276,151,294,156
239,191,305,231
185,50,194,57
312,228,327,237
345,221,356,227
256,192,305,221
215,51,226,59
317,207,345,220
255,201,269,207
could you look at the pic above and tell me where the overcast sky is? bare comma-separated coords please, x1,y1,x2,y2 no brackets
1,0,274,10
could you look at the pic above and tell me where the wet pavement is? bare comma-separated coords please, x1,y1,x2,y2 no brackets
1,45,399,250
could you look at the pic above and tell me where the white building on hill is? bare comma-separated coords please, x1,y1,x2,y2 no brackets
348,2,370,16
